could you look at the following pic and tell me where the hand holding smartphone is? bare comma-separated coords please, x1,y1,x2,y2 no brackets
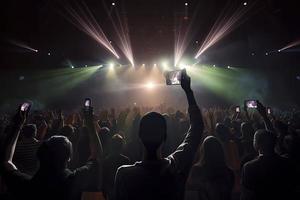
165,70,183,85
84,98,91,109
235,106,240,113
245,100,257,109
83,98,93,121
267,107,272,115
21,102,31,112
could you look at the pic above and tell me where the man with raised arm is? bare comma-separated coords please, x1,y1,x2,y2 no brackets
114,70,204,200
1,104,103,200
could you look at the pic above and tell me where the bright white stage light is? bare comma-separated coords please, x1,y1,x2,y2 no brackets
109,63,114,69
146,82,155,89
179,62,186,69
162,61,168,70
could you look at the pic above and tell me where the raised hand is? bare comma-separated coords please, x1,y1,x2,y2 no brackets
181,69,191,93
256,100,267,117
13,105,29,126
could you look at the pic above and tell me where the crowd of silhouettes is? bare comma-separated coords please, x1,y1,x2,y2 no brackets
0,70,300,200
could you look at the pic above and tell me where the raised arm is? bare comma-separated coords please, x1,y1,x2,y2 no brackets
83,107,103,162
256,101,274,132
169,69,204,173
243,103,251,122
2,107,27,172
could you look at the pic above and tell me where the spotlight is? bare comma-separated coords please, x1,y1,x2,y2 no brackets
47,52,51,56
227,66,231,69
162,61,168,70
109,63,114,69
112,2,115,6
71,66,74,69
142,63,145,67
251,52,255,56
278,49,281,52
265,52,269,56
179,62,186,69
153,63,157,67
213,64,216,67
85,65,88,67
243,2,247,6
195,40,199,44
185,2,188,6
146,81,155,89
35,49,38,53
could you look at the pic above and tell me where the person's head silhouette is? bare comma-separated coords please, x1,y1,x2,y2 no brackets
37,136,72,171
199,136,226,168
253,129,276,155
139,112,167,160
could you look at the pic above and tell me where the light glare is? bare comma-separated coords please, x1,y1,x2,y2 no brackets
146,82,155,89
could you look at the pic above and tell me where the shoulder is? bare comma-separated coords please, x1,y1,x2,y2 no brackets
115,163,139,184
117,162,139,175
243,156,260,168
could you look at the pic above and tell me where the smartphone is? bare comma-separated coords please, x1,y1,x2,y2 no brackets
20,102,30,112
165,70,182,85
245,100,257,108
267,107,272,115
235,106,240,113
84,98,91,109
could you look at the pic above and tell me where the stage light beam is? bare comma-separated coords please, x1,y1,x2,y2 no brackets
63,2,120,59
194,2,255,59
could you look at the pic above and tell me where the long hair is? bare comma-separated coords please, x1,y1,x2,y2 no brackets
197,136,226,169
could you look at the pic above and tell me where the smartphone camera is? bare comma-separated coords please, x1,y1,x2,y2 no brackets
165,70,182,85
245,100,257,108
20,102,30,112
84,98,91,110
267,107,272,115
235,106,240,113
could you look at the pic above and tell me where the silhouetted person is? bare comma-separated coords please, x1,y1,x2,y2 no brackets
187,136,234,200
114,70,204,200
13,124,41,176
103,134,130,200
241,129,295,200
215,123,240,171
239,122,257,167
1,106,103,200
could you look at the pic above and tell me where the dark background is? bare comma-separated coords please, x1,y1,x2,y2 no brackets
0,0,299,108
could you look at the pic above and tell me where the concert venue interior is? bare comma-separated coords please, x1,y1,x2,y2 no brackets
1,0,299,109
0,1,300,200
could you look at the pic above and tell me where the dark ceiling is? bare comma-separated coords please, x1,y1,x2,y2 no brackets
0,0,300,69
